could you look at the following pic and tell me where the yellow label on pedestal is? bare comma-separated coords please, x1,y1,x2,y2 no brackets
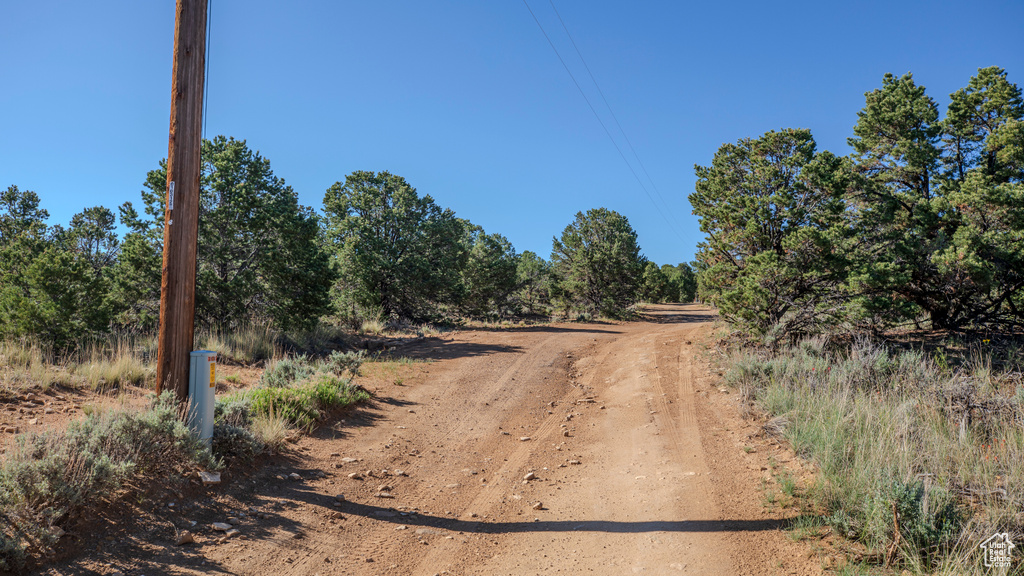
210,363,216,387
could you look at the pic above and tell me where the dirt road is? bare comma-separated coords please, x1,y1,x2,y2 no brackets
47,304,822,575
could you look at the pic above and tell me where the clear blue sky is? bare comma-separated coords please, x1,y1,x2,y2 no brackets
2,1,1022,266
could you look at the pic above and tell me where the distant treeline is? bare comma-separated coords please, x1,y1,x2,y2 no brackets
0,137,695,349
691,66,1024,338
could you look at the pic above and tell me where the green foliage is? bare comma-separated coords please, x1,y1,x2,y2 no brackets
661,263,697,302
643,261,699,304
0,243,111,350
0,185,48,244
516,250,553,314
64,206,119,273
126,136,336,331
845,72,948,328
845,68,1024,330
231,352,370,430
640,261,669,302
235,374,369,430
0,187,113,349
323,171,467,320
695,66,1024,335
551,208,646,317
463,230,519,316
691,129,848,337
106,222,161,329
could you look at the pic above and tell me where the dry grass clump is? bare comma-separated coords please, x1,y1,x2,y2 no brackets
197,325,281,365
359,319,386,336
726,337,1024,574
249,407,290,452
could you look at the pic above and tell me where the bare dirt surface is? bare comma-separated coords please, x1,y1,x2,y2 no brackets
30,304,825,575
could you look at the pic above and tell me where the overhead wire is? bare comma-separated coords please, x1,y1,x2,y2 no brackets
547,0,683,234
521,0,687,244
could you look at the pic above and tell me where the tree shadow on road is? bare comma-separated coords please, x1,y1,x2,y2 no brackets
337,499,790,534
265,484,792,537
386,325,627,363
394,339,527,362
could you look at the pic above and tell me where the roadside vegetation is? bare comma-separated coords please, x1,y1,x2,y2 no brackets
0,351,371,571
726,338,1022,574
0,393,216,570
1,142,693,360
701,66,1024,573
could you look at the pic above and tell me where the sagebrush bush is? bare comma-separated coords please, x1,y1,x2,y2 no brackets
322,350,365,378
0,392,215,570
211,423,263,463
258,355,315,388
215,397,252,426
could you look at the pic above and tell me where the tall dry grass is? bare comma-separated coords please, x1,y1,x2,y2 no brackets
726,337,1024,574
0,321,360,394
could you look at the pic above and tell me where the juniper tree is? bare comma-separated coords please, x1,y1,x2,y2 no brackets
323,171,467,320
551,208,645,318
122,136,335,330
691,129,848,337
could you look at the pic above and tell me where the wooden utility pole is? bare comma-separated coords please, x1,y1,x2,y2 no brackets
156,0,208,403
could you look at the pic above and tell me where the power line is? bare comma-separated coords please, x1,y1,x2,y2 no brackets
521,0,686,245
547,0,683,233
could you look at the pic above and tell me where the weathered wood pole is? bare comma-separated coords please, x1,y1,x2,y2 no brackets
156,0,208,403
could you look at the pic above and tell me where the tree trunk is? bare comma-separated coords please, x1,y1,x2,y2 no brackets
930,307,951,330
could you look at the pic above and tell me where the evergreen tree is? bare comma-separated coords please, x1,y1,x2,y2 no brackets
848,70,1024,329
932,67,1024,327
0,186,111,348
463,231,519,317
551,208,645,317
661,263,697,302
691,129,848,337
122,136,335,330
323,171,467,320
845,73,949,327
641,261,669,302
516,250,552,314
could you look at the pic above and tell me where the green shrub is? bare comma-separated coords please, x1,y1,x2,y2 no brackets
233,374,368,431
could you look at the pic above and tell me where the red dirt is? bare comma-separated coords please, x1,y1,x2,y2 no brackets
14,304,826,575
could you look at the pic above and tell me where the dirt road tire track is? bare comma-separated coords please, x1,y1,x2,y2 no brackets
38,305,821,576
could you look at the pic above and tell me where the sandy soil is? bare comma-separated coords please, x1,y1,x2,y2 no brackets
23,304,826,575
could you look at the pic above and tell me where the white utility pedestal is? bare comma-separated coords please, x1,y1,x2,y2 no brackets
188,350,217,444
